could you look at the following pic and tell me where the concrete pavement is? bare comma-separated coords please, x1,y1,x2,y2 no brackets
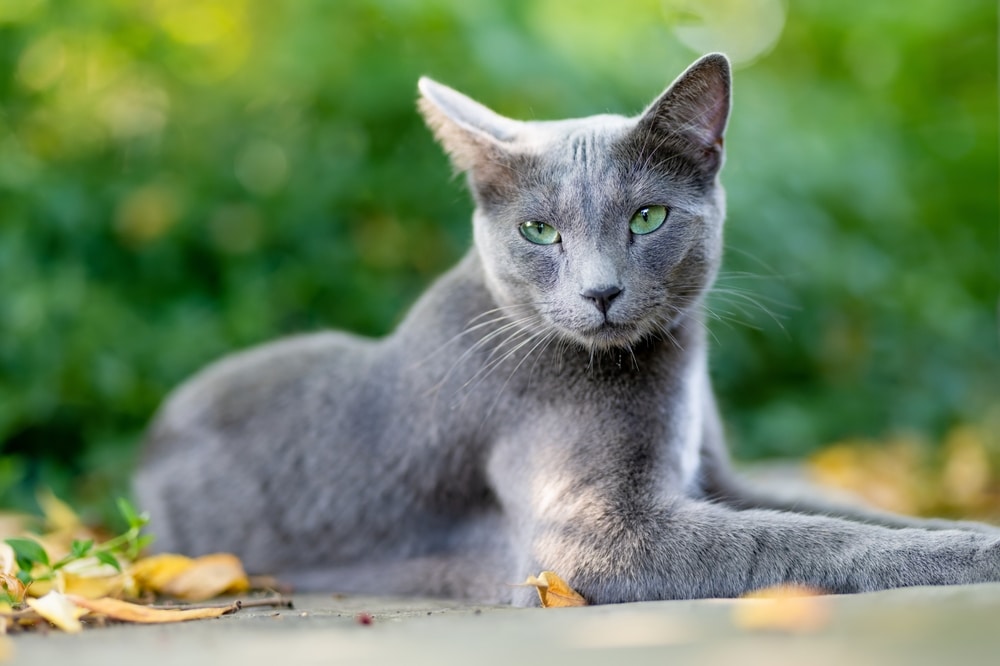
9,583,1000,665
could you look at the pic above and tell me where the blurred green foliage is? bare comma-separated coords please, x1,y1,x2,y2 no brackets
0,0,996,517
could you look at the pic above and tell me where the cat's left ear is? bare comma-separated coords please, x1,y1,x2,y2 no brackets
418,77,522,175
641,53,731,175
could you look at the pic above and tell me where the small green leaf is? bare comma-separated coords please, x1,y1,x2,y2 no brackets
70,539,94,558
5,537,50,568
95,550,122,572
116,498,149,530
134,534,155,551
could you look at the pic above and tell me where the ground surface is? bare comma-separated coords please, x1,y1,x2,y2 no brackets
8,584,1000,665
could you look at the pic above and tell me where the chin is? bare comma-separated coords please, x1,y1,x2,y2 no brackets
566,321,652,352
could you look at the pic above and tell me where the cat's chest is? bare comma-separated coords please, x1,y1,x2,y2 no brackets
514,346,707,491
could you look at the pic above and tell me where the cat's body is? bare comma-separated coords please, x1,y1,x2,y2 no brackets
135,55,1000,605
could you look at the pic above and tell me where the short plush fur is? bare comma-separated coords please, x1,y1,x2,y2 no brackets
135,54,1000,605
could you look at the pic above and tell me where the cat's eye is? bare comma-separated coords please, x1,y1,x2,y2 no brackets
519,221,561,245
629,205,669,235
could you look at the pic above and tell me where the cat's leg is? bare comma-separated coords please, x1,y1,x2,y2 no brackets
522,497,1000,605
489,432,1000,606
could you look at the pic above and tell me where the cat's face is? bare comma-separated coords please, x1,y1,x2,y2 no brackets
420,54,730,351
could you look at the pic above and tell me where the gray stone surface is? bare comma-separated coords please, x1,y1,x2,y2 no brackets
8,584,1000,666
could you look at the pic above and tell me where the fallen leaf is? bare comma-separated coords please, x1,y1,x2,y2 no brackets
130,553,195,590
37,489,82,533
67,595,234,623
522,571,587,608
0,575,25,605
0,544,15,577
60,556,135,600
25,591,88,633
733,584,829,633
132,553,249,601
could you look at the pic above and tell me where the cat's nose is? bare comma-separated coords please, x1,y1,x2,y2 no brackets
581,285,622,315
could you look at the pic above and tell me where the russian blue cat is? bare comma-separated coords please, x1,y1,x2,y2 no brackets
135,54,1000,605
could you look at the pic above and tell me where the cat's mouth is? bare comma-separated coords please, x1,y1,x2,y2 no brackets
577,320,648,350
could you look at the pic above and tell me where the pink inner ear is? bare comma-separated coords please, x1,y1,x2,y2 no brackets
644,54,731,150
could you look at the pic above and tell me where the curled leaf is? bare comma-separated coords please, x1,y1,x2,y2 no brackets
0,574,26,605
67,595,234,623
522,571,586,608
25,591,88,633
131,553,249,601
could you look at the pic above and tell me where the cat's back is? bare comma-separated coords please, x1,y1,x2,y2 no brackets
142,330,375,457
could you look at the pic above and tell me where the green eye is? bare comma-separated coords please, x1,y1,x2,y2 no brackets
629,205,669,235
519,221,561,245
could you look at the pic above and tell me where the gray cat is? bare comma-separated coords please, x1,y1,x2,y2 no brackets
134,54,1000,605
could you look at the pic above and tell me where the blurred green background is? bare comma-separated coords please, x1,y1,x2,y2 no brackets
0,0,997,519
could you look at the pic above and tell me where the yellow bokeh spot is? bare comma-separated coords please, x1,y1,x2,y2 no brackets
666,0,786,66
115,183,182,247
152,0,251,82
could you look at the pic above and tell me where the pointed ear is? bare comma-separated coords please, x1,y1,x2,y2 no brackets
417,77,522,174
640,53,731,175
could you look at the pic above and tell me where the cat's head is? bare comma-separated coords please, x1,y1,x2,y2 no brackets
419,54,730,351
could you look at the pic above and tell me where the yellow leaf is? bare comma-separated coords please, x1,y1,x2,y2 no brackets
36,489,81,533
25,591,88,633
942,426,991,508
132,553,249,601
522,571,587,608
60,563,135,600
131,553,195,590
1,600,11,636
67,595,234,623
733,584,829,633
160,553,249,601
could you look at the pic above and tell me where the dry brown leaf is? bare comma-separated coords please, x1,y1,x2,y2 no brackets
67,595,234,623
0,575,25,606
522,571,587,608
25,591,88,633
733,584,829,633
132,553,249,601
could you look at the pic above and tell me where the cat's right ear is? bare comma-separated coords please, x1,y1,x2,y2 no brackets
418,78,521,175
640,53,732,176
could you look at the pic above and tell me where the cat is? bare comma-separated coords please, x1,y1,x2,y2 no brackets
134,54,1000,606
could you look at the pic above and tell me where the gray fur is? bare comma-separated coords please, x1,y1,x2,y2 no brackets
134,54,1000,606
